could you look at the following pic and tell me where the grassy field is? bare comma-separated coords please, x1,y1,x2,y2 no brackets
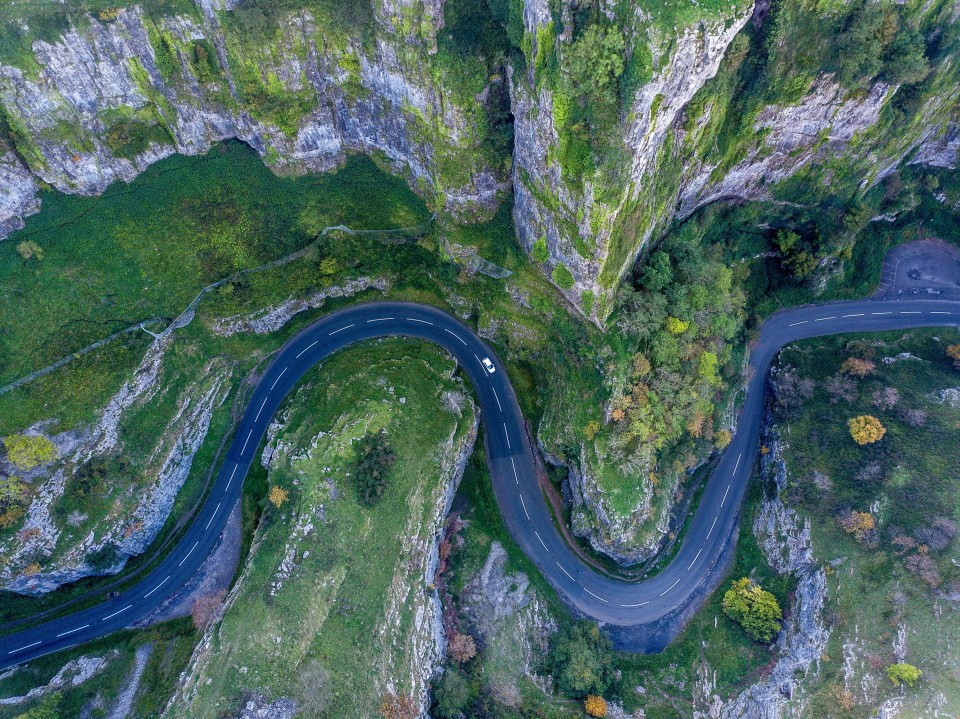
775,329,960,717
165,340,477,718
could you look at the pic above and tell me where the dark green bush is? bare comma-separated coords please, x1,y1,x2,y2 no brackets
352,429,397,506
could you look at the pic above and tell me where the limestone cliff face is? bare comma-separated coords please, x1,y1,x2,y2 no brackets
0,0,506,237
512,0,958,318
512,1,753,317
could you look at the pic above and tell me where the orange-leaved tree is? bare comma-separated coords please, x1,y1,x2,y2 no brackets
840,357,876,378
584,695,608,717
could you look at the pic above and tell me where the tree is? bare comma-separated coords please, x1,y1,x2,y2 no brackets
839,510,876,541
546,621,616,697
631,353,651,378
871,387,900,410
584,420,601,441
380,693,418,719
665,316,689,335
641,251,673,292
826,374,858,403
722,578,782,643
886,662,921,687
947,344,960,370
565,24,626,103
714,429,732,450
848,415,885,445
584,695,608,717
774,367,815,411
353,429,397,506
191,590,226,630
16,241,44,261
268,485,289,508
3,434,58,471
901,407,928,427
448,632,477,663
841,357,876,377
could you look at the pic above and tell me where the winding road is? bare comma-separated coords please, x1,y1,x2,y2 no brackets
1,292,958,666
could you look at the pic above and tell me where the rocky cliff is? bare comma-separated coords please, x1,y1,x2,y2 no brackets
513,0,959,318
3,0,957,315
0,0,506,238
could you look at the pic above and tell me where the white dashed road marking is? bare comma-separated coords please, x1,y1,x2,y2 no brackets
706,516,718,539
503,423,511,450
8,641,41,655
535,531,548,551
842,313,865,318
510,457,519,484
732,452,742,474
584,588,609,603
443,328,468,345
225,465,238,491
240,429,254,456
269,367,287,391
814,316,835,322
659,578,682,597
205,502,221,531
179,541,199,567
557,563,576,581
144,576,169,598
102,605,132,621
519,494,530,520
328,324,354,335
406,318,434,325
900,311,921,314
720,484,731,508
872,312,892,316
620,601,649,608
56,625,89,638
789,321,808,326
492,387,503,412
367,317,394,322
295,340,318,358
931,311,951,315
254,397,269,423
687,547,703,571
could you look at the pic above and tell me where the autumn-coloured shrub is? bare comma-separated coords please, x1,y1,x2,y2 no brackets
268,485,289,508
191,590,226,630
839,510,876,540
946,344,960,370
448,632,477,663
840,357,876,377
379,693,418,719
584,695,607,717
848,415,885,444
714,429,732,449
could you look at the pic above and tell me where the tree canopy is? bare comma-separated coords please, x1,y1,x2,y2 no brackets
722,578,783,642
545,621,616,698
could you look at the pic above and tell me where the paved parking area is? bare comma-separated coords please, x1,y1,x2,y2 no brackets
875,238,960,301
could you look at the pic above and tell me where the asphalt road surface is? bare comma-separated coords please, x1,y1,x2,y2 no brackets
1,298,958,667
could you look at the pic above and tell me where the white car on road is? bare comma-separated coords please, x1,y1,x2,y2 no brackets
481,357,496,374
